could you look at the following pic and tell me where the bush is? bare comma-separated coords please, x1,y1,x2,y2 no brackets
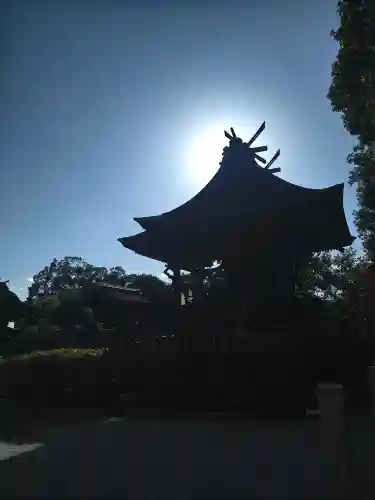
0,348,116,407
2,322,108,357
3,324,64,356
0,328,372,416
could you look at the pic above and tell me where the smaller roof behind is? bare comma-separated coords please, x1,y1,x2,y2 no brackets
90,283,154,305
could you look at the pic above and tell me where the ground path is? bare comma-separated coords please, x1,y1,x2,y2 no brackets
0,414,372,498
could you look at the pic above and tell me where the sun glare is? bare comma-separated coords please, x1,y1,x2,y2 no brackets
186,125,228,185
185,119,276,186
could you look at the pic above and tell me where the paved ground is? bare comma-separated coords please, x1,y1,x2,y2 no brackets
1,414,373,498
0,416,335,499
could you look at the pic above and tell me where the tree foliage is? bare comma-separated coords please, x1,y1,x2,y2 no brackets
297,247,364,301
297,248,369,333
328,0,375,259
348,143,375,258
27,256,169,302
328,0,375,140
23,251,368,336
180,250,365,313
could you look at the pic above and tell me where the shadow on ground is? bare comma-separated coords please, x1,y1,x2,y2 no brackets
1,412,374,498
0,414,339,499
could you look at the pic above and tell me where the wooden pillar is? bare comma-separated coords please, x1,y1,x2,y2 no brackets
171,266,183,304
317,383,351,498
193,268,205,304
164,265,183,304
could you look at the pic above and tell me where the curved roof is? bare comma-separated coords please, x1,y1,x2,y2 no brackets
134,156,348,233
89,283,154,305
120,128,355,268
118,230,214,270
119,181,355,270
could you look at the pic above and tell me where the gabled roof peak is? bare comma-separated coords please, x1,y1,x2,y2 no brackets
222,122,281,174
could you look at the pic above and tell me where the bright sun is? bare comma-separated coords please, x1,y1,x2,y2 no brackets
186,125,229,185
184,119,280,187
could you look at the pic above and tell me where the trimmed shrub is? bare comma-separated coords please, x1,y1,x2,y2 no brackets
0,326,372,416
0,348,115,407
2,322,110,357
3,324,64,356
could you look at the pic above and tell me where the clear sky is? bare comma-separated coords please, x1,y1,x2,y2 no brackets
1,0,357,299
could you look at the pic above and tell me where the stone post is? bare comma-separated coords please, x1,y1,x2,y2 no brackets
368,366,375,417
317,383,351,499
364,264,375,345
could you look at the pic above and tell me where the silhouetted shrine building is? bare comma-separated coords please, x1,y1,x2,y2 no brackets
119,123,354,309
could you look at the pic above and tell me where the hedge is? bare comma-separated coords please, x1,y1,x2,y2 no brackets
1,324,110,357
0,333,372,415
0,348,309,414
0,348,120,407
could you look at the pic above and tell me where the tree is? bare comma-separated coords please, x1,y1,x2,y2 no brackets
348,144,375,259
328,0,375,259
328,0,375,141
33,295,60,317
296,247,364,301
27,257,128,301
296,248,370,337
177,253,363,307
27,256,170,302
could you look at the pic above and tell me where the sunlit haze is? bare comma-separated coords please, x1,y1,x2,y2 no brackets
185,119,282,186
186,125,226,185
0,1,357,299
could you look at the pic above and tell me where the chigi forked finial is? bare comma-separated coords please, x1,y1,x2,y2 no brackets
224,122,281,174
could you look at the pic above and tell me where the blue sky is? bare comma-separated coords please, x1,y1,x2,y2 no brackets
0,1,356,299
